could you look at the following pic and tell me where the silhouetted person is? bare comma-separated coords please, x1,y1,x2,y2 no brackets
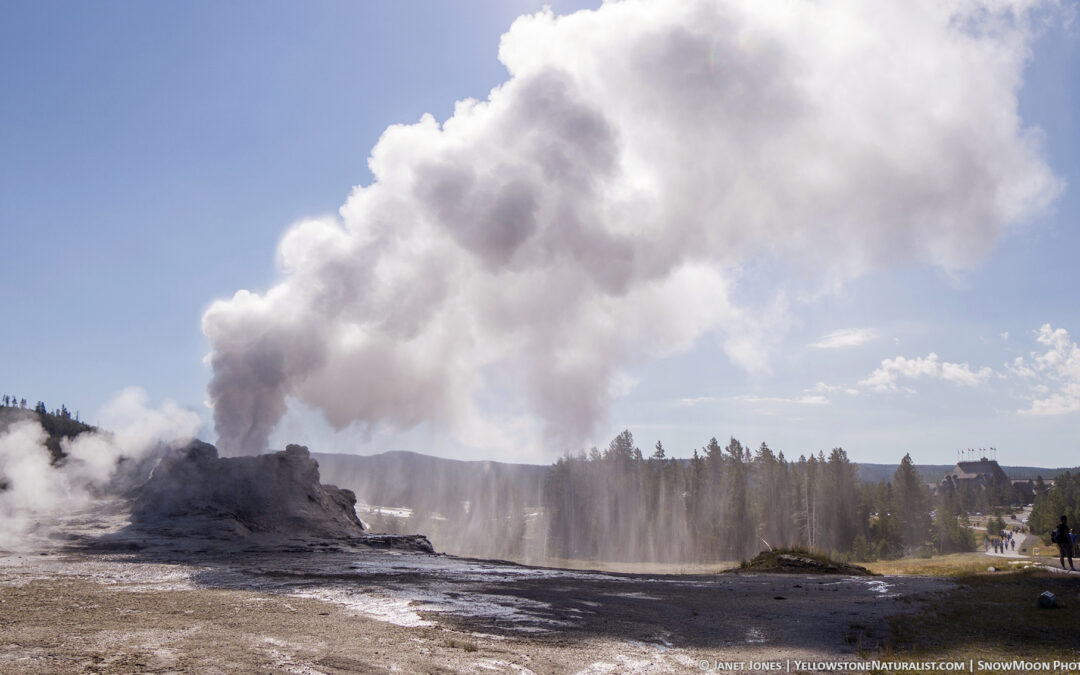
1053,516,1075,571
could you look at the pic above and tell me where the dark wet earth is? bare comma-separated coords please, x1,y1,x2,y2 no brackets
110,548,951,654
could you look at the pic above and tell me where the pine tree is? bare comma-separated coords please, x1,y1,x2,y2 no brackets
893,454,931,552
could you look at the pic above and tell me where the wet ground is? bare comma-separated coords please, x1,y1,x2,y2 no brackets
183,548,948,651
1,546,949,650
0,500,954,672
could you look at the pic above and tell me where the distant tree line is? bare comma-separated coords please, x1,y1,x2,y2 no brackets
1,394,78,422
544,430,985,563
1,395,28,409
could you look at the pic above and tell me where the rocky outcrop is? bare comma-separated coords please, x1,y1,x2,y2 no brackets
133,442,365,538
93,441,434,553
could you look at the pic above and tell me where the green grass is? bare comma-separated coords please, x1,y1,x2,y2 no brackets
865,552,1001,576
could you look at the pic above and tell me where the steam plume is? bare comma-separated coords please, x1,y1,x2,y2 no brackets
204,0,1061,455
0,388,200,549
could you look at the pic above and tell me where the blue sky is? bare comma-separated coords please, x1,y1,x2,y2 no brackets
2,1,1078,466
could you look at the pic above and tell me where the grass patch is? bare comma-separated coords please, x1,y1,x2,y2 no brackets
884,569,1080,660
865,552,1002,577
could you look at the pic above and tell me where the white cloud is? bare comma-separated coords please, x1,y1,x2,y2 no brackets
859,353,993,393
1013,324,1080,415
674,396,719,407
809,328,877,350
850,324,1080,418
203,0,1062,455
735,395,830,406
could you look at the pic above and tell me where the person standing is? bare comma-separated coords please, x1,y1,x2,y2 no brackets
1053,516,1075,571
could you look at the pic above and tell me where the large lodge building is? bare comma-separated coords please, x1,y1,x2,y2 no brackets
939,456,1039,504
941,457,1009,490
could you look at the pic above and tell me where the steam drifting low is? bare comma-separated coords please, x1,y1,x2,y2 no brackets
0,388,200,549
204,0,1061,456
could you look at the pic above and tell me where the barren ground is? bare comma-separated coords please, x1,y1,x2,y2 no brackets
0,499,967,673
0,545,950,674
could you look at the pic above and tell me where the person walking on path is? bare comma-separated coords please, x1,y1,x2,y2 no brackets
1053,516,1075,571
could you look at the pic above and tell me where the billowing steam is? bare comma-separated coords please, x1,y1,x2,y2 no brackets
204,0,1061,456
0,388,200,549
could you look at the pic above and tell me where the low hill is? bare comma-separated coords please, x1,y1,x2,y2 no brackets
312,450,549,561
313,450,547,515
855,463,1071,484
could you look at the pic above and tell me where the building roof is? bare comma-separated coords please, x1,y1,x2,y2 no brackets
941,458,1009,485
955,459,1004,475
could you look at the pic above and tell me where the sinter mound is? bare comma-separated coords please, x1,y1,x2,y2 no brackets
97,441,433,553
734,549,874,576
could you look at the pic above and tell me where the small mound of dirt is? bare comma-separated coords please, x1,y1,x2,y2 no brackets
733,549,875,576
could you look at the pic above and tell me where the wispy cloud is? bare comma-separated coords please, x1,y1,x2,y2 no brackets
735,395,830,406
809,328,877,350
807,382,860,396
673,396,718,408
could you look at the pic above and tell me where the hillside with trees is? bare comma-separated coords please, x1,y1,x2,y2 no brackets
0,395,95,463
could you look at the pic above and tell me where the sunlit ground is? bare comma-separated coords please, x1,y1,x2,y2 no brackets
865,552,1002,576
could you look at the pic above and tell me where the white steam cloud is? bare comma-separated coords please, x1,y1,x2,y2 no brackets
203,0,1061,455
0,388,200,549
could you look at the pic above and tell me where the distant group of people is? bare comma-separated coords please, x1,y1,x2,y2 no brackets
982,514,1078,572
1052,515,1077,572
985,534,1015,554
984,527,1018,554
